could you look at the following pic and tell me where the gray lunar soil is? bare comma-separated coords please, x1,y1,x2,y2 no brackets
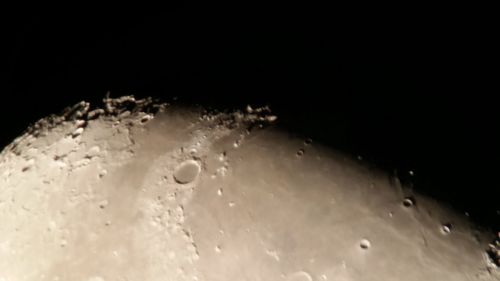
0,96,499,281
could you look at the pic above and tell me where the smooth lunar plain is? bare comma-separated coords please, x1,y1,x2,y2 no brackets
0,96,499,280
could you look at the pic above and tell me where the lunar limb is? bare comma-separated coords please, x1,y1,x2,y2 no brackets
0,96,499,280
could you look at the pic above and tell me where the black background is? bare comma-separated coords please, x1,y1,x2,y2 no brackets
3,6,498,230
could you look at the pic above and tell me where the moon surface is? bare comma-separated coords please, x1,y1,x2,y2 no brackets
0,96,498,280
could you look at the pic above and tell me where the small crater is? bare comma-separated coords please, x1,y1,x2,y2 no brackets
402,197,415,208
215,245,222,253
218,151,226,162
98,200,109,209
359,239,371,250
296,149,305,157
60,239,68,248
173,160,201,184
287,271,313,281
441,223,452,234
54,155,64,161
98,169,107,178
233,140,241,148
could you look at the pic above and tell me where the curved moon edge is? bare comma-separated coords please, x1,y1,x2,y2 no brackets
0,96,498,281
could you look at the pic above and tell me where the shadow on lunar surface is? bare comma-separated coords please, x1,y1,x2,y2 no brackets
3,8,496,237
0,95,499,280
167,95,500,235
1,93,498,234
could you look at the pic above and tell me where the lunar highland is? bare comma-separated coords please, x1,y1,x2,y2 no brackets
0,96,499,280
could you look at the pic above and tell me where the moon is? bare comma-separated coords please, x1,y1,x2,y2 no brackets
0,96,498,280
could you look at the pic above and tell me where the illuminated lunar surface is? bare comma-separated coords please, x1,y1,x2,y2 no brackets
0,96,499,280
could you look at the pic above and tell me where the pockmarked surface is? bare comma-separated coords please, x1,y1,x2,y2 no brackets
0,96,498,280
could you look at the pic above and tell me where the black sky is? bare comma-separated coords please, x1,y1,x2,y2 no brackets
2,7,498,230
